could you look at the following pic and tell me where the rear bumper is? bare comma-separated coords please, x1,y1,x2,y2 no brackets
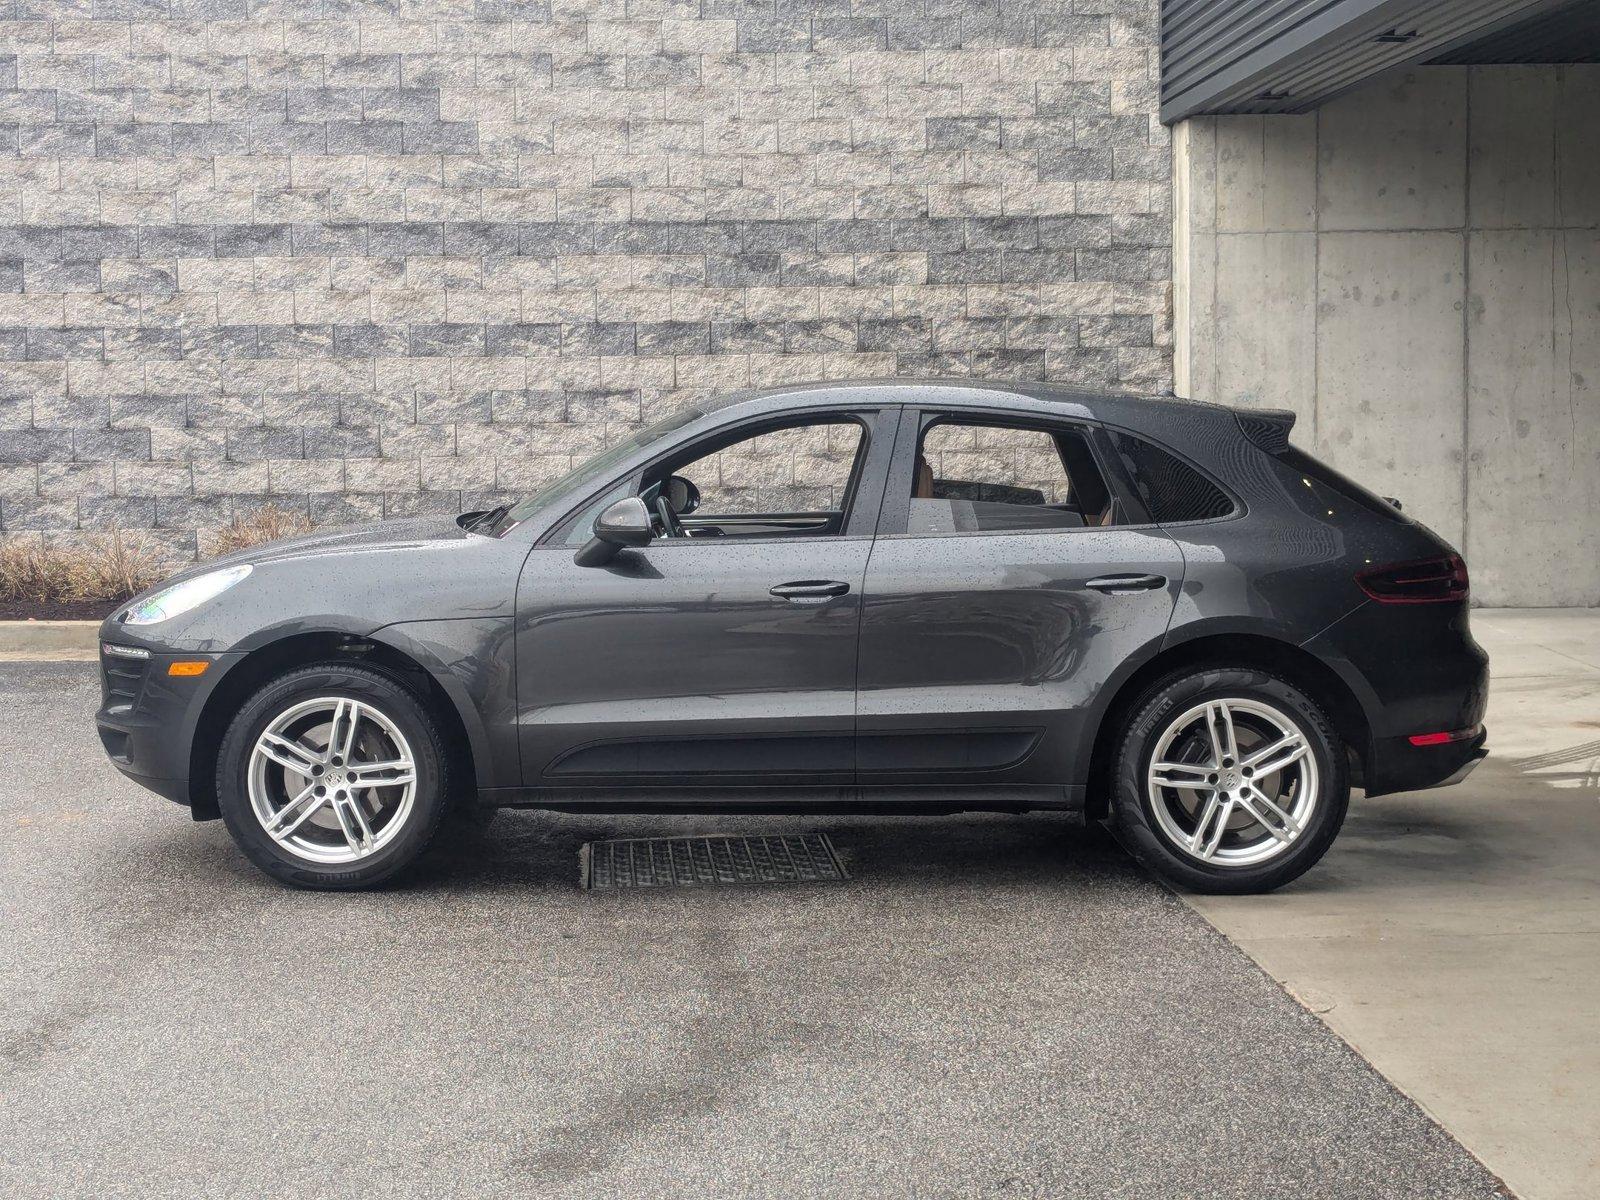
1302,600,1490,797
1366,726,1488,797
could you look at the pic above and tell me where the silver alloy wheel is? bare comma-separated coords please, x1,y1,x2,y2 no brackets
247,696,417,865
1145,697,1319,868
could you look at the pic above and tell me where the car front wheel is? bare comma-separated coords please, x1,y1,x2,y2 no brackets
1110,667,1349,894
216,663,451,889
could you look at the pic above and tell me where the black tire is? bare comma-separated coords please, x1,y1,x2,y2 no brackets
1109,667,1349,894
216,663,452,890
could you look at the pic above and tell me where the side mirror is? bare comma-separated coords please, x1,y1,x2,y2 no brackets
573,496,654,567
663,474,700,516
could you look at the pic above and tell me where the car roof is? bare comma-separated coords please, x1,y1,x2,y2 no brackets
697,378,1264,431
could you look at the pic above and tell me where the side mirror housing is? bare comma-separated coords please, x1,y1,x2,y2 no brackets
663,474,700,516
574,496,654,567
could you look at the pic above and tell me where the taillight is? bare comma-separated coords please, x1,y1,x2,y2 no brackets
1356,554,1468,604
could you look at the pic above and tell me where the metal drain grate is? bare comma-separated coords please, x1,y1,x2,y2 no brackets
581,833,848,890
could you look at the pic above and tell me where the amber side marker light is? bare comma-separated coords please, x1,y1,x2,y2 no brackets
167,661,209,677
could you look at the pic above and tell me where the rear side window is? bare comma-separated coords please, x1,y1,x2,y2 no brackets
908,419,1119,535
1109,432,1235,523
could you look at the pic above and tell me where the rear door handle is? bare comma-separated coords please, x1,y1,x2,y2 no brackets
1085,573,1167,593
770,579,851,602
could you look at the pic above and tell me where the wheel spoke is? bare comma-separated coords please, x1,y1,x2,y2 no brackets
1190,794,1231,860
331,699,361,763
257,732,323,777
1245,733,1309,778
331,793,375,855
1212,702,1240,762
1237,789,1301,842
1203,705,1225,765
346,759,416,789
1152,760,1213,789
264,784,326,841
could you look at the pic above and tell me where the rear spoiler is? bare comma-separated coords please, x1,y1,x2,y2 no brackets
1234,408,1296,454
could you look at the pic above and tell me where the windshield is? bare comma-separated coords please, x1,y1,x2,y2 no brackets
486,403,706,537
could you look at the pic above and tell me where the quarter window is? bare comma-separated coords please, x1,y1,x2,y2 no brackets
1108,431,1235,523
908,419,1118,534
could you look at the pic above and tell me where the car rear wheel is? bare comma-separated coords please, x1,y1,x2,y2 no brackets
1110,667,1349,894
216,663,451,889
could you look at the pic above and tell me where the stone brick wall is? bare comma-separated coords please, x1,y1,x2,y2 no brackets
0,0,1170,559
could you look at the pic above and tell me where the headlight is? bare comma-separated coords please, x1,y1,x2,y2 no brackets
123,565,252,626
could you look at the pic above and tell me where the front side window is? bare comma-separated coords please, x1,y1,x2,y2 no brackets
644,416,869,541
908,418,1118,535
673,421,863,519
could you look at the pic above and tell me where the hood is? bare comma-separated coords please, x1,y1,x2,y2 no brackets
165,515,476,583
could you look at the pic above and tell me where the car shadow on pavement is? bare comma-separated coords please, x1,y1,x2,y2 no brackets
97,804,1142,900
1255,756,1594,896
102,755,1588,902
407,809,1140,895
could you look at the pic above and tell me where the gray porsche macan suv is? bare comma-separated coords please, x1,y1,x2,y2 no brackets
96,381,1489,892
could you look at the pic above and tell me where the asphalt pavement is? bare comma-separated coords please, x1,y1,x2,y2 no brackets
0,663,1508,1199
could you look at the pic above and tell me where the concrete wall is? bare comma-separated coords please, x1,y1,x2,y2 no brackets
0,0,1172,561
1174,66,1600,607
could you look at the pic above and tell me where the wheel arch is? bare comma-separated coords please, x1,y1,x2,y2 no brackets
1083,630,1372,819
187,630,483,820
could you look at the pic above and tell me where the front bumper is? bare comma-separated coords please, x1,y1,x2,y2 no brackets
96,636,228,811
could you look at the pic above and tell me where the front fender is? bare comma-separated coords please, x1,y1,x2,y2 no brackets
371,619,519,791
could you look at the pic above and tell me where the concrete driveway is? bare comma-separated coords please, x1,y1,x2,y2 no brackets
0,663,1506,1199
1191,610,1600,1200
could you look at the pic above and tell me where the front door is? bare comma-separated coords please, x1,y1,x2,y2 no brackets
514,406,895,791
855,408,1183,792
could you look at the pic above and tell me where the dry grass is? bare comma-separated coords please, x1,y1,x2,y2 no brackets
0,529,167,605
206,505,313,556
0,506,313,605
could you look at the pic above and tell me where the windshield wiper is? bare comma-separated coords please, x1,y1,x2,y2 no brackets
466,503,511,534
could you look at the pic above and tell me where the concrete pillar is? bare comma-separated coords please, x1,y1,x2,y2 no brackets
1465,69,1600,607
1172,66,1600,607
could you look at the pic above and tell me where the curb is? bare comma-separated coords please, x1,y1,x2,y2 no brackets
0,620,100,660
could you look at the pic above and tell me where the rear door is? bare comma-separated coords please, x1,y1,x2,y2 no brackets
855,407,1183,793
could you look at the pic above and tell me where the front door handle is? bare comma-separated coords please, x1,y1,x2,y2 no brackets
770,580,851,603
1085,573,1167,593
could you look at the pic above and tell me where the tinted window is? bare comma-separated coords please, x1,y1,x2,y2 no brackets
908,420,1117,535
1277,446,1408,522
1109,432,1234,523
